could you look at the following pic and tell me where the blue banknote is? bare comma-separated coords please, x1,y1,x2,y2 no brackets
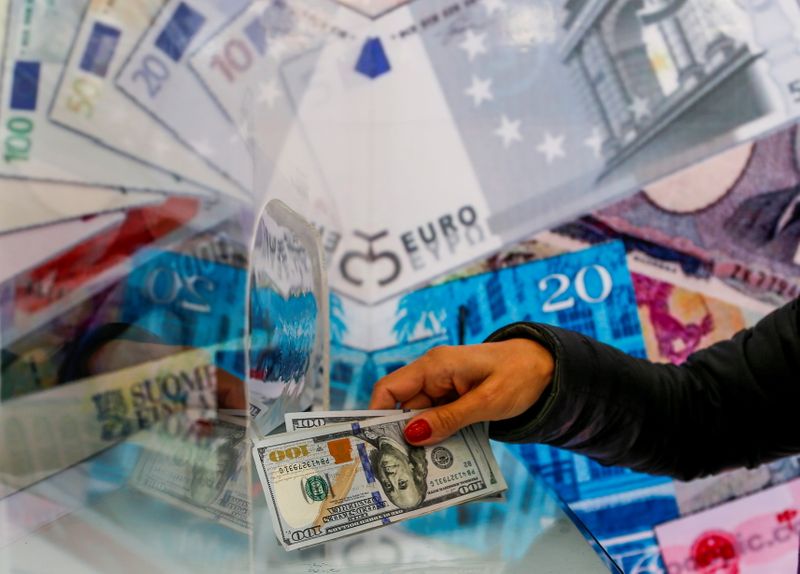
330,241,678,570
331,241,645,406
121,249,247,377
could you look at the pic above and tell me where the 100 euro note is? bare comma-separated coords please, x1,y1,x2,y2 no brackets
252,411,507,550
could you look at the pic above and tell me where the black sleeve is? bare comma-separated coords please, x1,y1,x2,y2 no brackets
486,297,800,481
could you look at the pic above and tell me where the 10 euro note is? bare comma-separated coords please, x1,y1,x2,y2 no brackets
252,411,507,551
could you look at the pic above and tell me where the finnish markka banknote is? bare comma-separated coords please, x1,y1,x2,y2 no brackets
193,0,800,303
48,0,247,200
0,0,212,197
285,410,505,502
0,348,217,498
252,411,507,550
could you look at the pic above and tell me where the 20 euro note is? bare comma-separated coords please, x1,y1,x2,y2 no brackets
285,410,506,502
0,0,211,197
115,0,253,191
252,411,507,551
49,0,248,201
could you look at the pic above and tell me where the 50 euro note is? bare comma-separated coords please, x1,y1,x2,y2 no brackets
253,411,507,551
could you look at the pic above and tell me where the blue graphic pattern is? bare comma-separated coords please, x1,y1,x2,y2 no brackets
10,61,40,111
80,22,121,77
155,2,207,62
330,242,676,570
122,250,246,377
355,37,391,79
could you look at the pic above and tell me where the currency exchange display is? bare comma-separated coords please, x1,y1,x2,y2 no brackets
0,0,799,572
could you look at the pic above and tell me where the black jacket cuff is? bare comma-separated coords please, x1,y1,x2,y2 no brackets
485,322,595,443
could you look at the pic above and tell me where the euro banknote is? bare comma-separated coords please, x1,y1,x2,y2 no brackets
252,411,507,550
115,0,252,191
0,0,211,197
0,180,159,235
192,0,800,302
48,0,247,200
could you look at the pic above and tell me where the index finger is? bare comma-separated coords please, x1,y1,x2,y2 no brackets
369,360,427,409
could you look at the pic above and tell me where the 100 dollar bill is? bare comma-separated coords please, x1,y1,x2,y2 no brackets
130,414,250,533
253,411,506,550
285,410,505,500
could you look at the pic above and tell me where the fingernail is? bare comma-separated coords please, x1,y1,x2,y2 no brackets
404,419,432,443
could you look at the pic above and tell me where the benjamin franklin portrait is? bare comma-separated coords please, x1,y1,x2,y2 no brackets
360,423,429,511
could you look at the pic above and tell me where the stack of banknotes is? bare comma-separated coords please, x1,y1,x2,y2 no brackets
252,410,507,550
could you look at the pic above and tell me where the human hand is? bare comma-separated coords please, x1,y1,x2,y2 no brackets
369,339,554,446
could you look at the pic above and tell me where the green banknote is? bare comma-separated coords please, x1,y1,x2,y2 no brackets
253,411,507,551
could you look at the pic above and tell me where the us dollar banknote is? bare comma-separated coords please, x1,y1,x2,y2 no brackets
253,412,507,550
130,414,251,533
285,410,505,501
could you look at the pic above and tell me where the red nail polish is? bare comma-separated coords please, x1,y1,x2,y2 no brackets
404,419,432,443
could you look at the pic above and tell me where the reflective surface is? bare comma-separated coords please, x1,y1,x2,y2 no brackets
0,416,618,573
2,1,798,572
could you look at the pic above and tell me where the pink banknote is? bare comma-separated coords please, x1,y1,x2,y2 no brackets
656,478,800,574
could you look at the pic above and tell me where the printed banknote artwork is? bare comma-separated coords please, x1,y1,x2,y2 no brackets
188,0,800,301
593,126,800,307
0,0,799,572
323,211,799,570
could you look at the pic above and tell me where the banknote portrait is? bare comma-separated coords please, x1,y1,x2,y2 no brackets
361,423,429,511
722,185,800,266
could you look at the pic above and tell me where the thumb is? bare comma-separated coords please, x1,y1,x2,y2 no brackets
403,392,485,446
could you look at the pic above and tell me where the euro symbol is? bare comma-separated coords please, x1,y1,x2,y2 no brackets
339,230,401,287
